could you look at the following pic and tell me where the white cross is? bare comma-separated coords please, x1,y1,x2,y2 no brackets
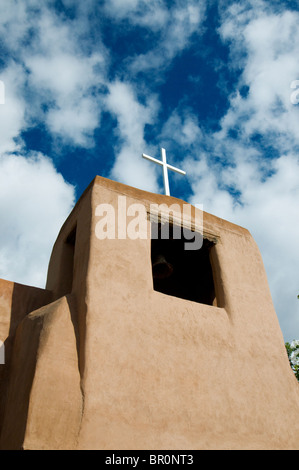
142,148,186,196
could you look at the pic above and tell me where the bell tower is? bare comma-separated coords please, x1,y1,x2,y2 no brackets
0,175,299,450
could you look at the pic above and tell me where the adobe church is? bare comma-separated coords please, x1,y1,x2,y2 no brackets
0,175,298,450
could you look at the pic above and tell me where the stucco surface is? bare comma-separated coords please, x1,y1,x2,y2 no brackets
0,175,298,450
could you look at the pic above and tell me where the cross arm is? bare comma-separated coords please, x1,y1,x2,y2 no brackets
142,153,186,174
166,163,186,175
142,153,164,166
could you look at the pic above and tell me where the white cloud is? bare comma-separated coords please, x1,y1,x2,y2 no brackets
0,0,36,51
122,0,206,75
26,51,104,146
46,97,100,147
24,13,107,146
0,152,75,288
0,62,27,153
105,80,160,192
217,7,299,155
161,110,203,147
0,1,108,147
228,154,299,343
103,0,168,30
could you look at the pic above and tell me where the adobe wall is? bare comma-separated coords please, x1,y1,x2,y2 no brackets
75,179,299,449
0,176,298,450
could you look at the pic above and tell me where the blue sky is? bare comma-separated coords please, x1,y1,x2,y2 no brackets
0,0,299,342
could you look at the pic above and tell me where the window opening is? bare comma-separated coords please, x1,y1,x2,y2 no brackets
151,222,216,305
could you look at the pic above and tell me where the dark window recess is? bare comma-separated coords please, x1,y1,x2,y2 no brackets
151,223,216,306
66,226,77,246
60,225,77,295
